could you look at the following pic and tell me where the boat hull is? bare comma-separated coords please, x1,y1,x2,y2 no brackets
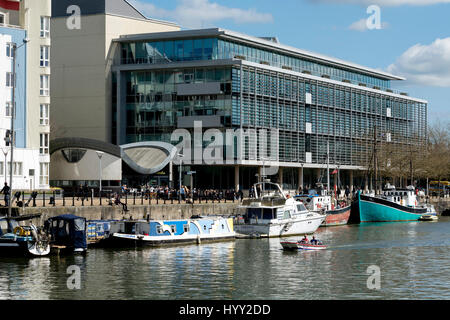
321,205,351,227
110,232,235,247
0,239,50,257
235,214,325,238
280,241,327,251
358,193,428,222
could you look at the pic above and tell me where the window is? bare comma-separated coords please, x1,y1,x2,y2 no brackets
5,102,12,117
40,16,50,38
39,133,49,154
39,162,49,185
6,72,14,87
7,162,22,176
40,75,49,96
6,43,13,58
40,104,49,125
0,13,5,25
40,46,50,67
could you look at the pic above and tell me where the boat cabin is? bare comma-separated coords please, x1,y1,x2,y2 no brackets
44,214,88,252
295,193,332,212
382,185,418,207
0,217,19,236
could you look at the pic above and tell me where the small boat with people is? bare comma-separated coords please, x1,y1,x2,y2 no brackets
235,182,326,237
0,215,50,257
419,214,438,222
280,235,327,251
101,216,235,247
357,184,437,222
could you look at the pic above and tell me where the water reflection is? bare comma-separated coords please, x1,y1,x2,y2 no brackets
1,218,450,300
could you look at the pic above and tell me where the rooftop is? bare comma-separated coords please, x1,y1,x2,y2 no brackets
115,28,404,82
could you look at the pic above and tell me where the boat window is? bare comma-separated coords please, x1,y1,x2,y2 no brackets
0,220,8,232
74,219,85,231
247,208,262,219
262,208,273,219
58,220,65,228
297,204,307,212
170,225,176,233
283,211,291,219
156,225,163,234
9,220,18,229
183,224,190,233
203,225,207,230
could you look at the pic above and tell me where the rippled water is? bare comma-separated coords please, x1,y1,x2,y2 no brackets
1,217,450,300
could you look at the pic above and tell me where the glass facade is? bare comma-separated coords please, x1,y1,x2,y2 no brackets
115,34,427,169
121,37,390,89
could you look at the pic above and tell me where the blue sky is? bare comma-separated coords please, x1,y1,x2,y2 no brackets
129,0,450,123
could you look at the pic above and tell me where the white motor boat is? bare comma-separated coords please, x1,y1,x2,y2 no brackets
235,182,326,237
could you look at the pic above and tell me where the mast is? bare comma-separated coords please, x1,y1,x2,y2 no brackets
374,126,378,195
327,140,330,195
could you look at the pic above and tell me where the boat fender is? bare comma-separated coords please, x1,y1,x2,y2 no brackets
13,226,29,237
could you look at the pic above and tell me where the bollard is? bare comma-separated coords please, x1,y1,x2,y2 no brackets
53,191,56,207
141,192,143,205
99,190,102,206
72,192,75,207
43,192,45,207
133,191,136,205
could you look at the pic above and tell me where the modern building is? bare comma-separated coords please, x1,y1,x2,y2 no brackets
110,28,428,191
0,0,51,190
51,0,180,144
49,3,428,193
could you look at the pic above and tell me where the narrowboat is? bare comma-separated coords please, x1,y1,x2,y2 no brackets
102,216,235,247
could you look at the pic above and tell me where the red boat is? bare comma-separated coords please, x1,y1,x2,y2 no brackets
322,205,351,227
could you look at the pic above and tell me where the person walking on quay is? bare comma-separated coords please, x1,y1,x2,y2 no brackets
1,182,10,207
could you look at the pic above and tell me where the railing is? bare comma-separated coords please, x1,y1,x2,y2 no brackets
4,190,242,209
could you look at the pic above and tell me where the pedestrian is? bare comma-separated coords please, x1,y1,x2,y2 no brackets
1,182,10,207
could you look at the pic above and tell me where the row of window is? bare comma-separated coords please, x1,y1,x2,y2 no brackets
2,102,49,124
0,162,49,186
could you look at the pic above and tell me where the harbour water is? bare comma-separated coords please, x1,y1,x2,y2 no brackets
1,217,450,300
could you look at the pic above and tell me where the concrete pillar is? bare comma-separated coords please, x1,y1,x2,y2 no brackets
169,161,173,188
298,166,304,192
278,167,284,187
234,165,240,192
349,170,354,192
315,168,321,184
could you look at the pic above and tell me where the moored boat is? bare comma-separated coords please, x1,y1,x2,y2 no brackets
419,214,438,221
235,182,326,237
0,216,50,257
357,185,437,222
102,216,235,247
44,214,88,254
295,191,351,227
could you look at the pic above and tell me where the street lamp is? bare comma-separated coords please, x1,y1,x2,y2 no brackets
8,38,29,218
178,153,184,201
2,148,8,185
96,151,104,196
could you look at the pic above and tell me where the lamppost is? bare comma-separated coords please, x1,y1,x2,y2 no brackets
8,38,29,218
178,153,184,201
96,151,104,196
2,149,8,185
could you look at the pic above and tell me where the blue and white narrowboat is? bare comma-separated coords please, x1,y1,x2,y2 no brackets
104,216,235,246
357,185,437,223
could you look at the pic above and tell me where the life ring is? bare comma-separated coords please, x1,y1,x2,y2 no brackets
13,226,30,236
317,203,322,209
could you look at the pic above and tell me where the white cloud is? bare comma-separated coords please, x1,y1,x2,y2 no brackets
348,18,389,31
311,0,450,6
128,0,273,29
387,38,450,87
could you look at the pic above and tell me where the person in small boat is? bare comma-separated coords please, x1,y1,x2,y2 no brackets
310,236,318,245
301,235,309,244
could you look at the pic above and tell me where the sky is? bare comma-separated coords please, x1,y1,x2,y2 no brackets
128,0,450,124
